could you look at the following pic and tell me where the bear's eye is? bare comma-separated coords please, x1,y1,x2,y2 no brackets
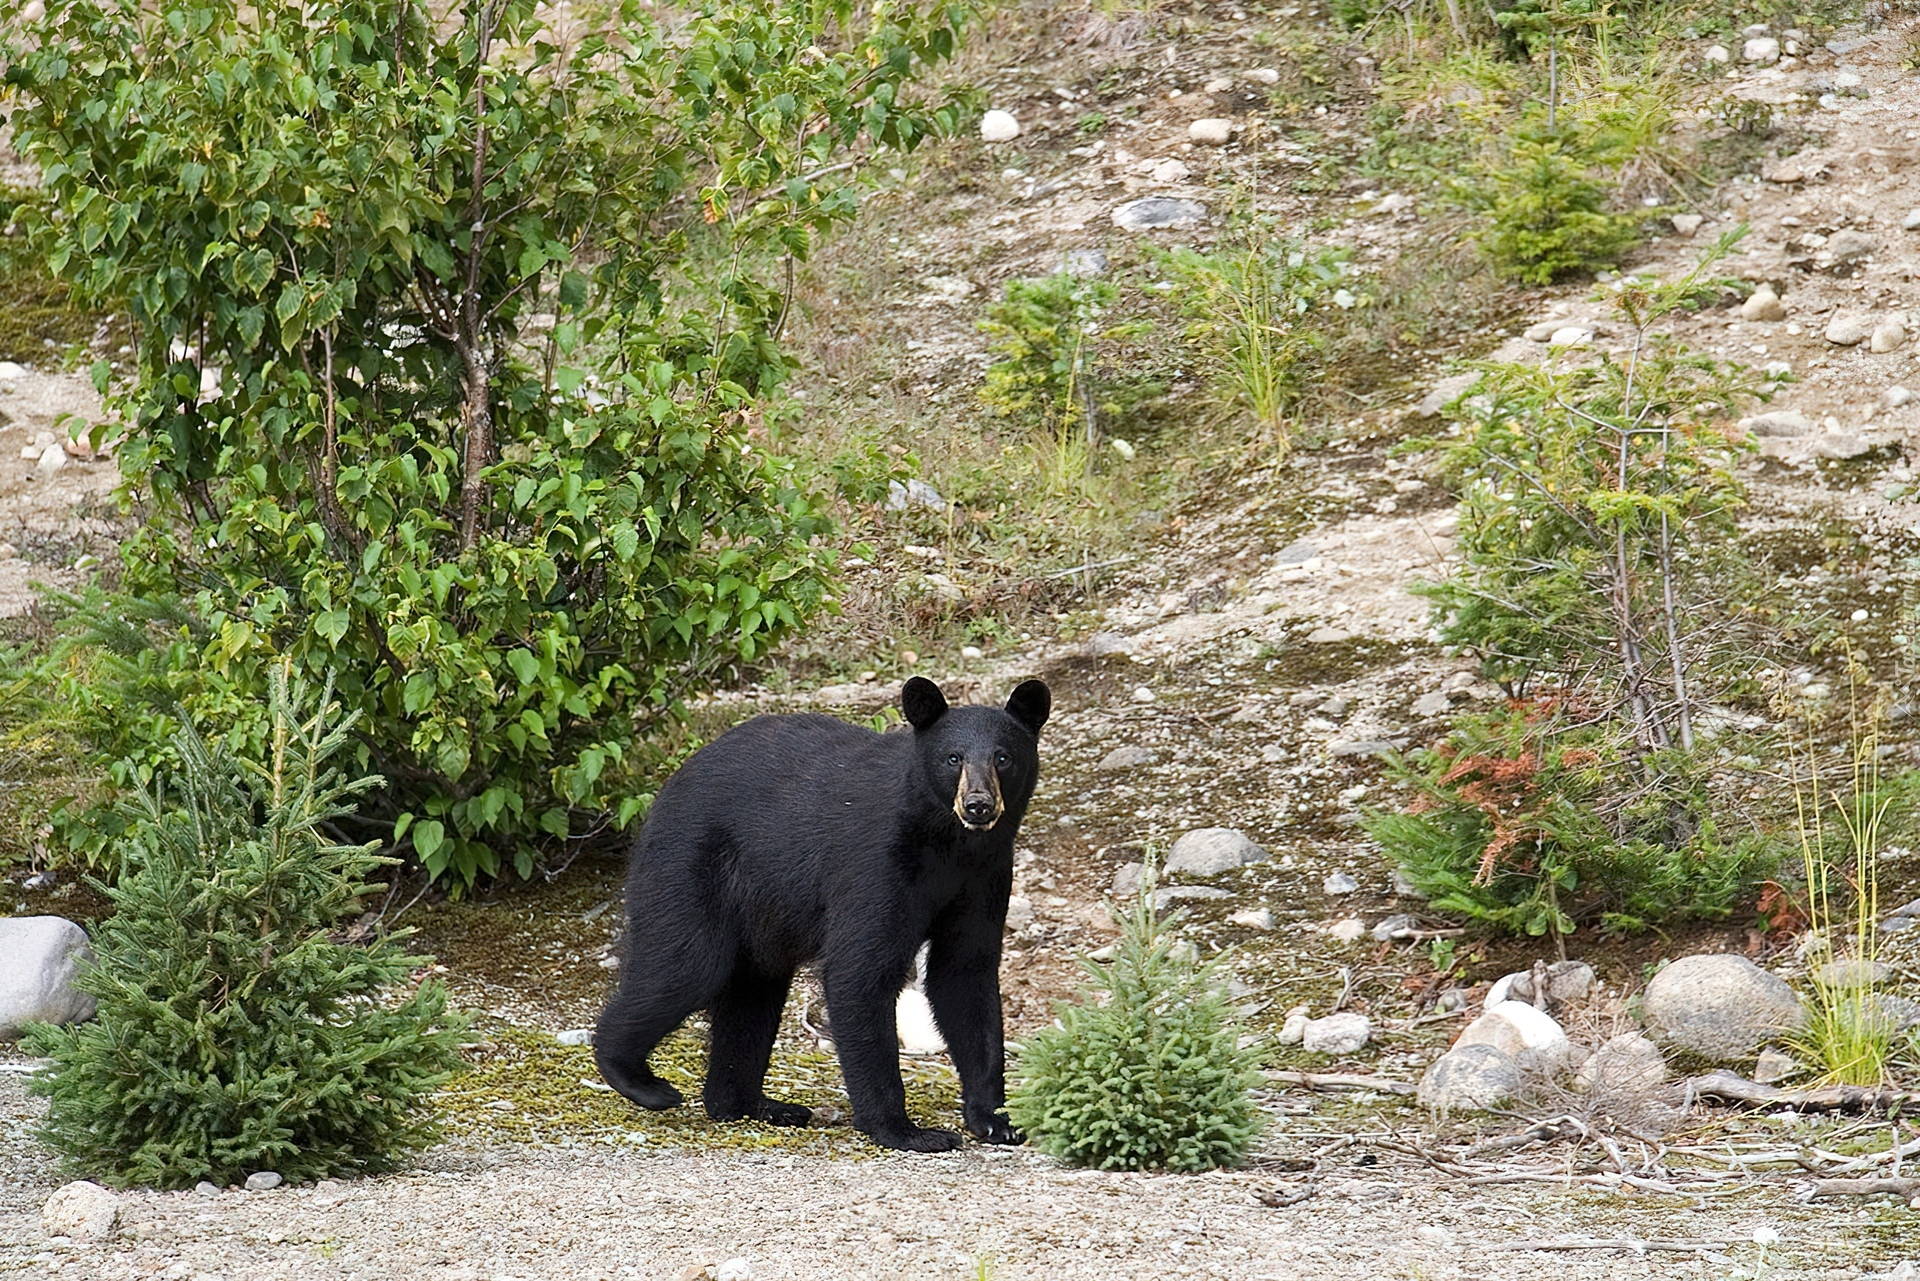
946,752,962,767
994,750,1010,768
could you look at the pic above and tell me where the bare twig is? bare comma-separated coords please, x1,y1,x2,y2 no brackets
1485,1237,1732,1253
1266,1070,1416,1096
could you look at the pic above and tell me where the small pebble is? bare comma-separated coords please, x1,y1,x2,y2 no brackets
1329,917,1366,942
1131,686,1155,703
960,645,983,660
1324,871,1358,895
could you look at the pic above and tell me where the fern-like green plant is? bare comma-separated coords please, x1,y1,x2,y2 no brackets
25,668,469,1188
1007,864,1262,1172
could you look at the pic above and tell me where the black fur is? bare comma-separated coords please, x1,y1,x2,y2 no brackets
595,677,1051,1152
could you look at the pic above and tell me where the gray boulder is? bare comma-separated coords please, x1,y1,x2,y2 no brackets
1572,1032,1669,1096
1417,1044,1520,1113
1111,197,1207,233
1111,862,1144,899
1166,828,1265,878
1641,953,1805,1062
0,916,96,1038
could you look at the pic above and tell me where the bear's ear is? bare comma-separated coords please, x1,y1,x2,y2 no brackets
1004,680,1051,737
902,677,949,731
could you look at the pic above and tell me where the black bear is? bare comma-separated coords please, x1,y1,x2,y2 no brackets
594,676,1051,1152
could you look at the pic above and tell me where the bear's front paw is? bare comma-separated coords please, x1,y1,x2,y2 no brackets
966,1112,1024,1145
864,1123,964,1153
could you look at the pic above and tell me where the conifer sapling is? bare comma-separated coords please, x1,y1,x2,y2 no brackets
1006,861,1263,1172
26,669,468,1187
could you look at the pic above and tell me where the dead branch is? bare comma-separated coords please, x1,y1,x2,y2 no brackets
1687,1070,1915,1114
1486,1237,1731,1253
1807,1176,1920,1200
1266,1070,1417,1096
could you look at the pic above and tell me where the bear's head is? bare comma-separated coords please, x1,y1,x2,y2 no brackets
901,677,1050,833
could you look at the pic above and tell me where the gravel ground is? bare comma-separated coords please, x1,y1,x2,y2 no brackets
3,1068,1912,1281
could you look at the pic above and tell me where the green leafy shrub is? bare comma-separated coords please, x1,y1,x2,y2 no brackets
1469,129,1643,283
979,273,1149,442
1160,225,1349,452
1007,869,1262,1172
1370,252,1779,940
25,671,468,1188
2,0,973,887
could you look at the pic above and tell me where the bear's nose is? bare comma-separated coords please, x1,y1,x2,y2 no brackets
962,793,997,823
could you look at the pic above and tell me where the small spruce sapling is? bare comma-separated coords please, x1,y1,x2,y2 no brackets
25,670,468,1188
1007,862,1262,1172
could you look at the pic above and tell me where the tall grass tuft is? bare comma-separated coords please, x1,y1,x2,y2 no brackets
1791,689,1900,1087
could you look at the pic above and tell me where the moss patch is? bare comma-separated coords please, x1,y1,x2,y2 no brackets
438,1024,964,1155
0,260,96,362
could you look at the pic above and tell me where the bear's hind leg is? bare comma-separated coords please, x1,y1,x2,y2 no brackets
703,967,811,1127
595,935,729,1111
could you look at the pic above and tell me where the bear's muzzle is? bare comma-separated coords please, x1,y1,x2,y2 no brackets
953,763,1005,831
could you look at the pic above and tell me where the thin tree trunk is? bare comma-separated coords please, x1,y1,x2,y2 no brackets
456,8,498,551
1658,511,1694,751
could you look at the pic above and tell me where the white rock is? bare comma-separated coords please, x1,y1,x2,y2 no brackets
1188,118,1233,145
1244,68,1281,84
1301,1011,1371,1054
979,110,1020,142
886,478,947,510
1417,1044,1520,1113
18,444,40,461
1885,386,1914,408
1741,284,1787,322
554,1028,595,1047
1671,213,1704,237
1329,917,1367,942
35,444,67,475
1522,319,1561,342
1494,960,1596,1007
1704,44,1730,63
0,917,96,1037
1416,373,1478,418
716,1260,755,1281
1003,896,1033,933
895,986,947,1054
1277,1006,1310,1044
1743,36,1780,62
0,361,25,378
1871,317,1907,354
1149,158,1191,184
1228,907,1274,931
1548,326,1592,347
195,1181,221,1197
1827,312,1872,346
1167,827,1265,877
1904,209,1920,232
1641,953,1805,1062
1098,745,1158,770
1323,871,1358,895
245,1171,283,1191
1411,690,1451,717
1745,409,1814,437
959,645,984,661
42,1180,118,1241
1111,862,1144,899
1456,1000,1572,1073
